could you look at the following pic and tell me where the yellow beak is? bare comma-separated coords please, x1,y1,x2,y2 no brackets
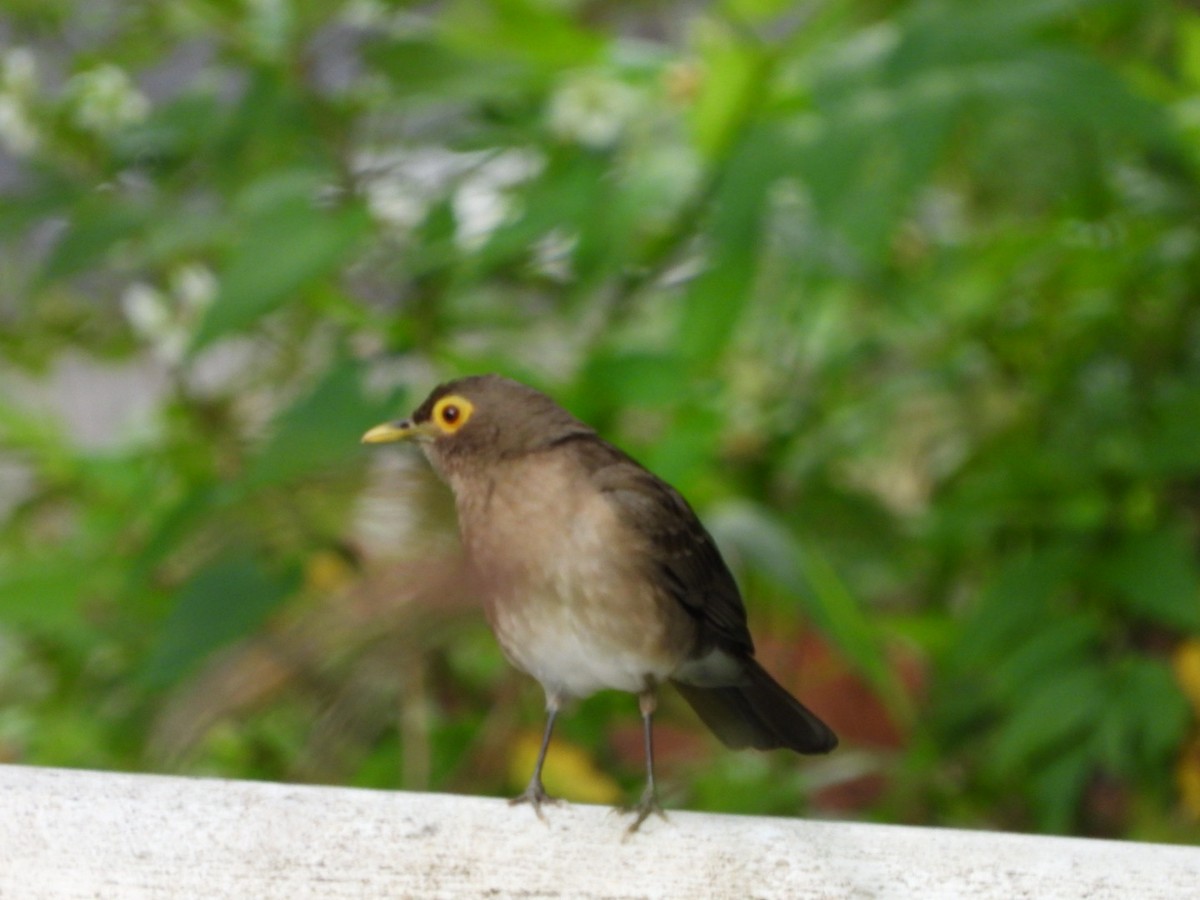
361,419,438,444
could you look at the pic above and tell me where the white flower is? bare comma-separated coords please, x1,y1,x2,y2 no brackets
363,174,427,232
547,72,640,149
245,0,292,62
0,95,37,156
122,283,172,339
356,146,542,246
67,64,149,136
356,146,458,233
2,48,37,97
531,229,576,282
0,47,39,156
170,263,217,315
343,0,389,27
452,150,544,250
122,263,218,365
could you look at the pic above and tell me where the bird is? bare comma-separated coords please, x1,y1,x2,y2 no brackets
362,374,836,831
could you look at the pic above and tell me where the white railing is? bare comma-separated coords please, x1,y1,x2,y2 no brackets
1,764,1197,898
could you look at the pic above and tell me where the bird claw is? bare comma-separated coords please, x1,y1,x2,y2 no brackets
509,781,563,823
623,785,668,836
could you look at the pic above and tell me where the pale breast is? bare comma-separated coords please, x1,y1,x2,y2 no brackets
450,453,696,699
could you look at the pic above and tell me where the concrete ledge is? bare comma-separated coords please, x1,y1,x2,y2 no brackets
1,764,1197,898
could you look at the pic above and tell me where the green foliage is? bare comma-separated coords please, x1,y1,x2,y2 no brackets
143,555,298,688
2,0,1199,842
193,174,372,347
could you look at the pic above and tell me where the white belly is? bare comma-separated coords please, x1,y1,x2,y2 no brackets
490,576,678,698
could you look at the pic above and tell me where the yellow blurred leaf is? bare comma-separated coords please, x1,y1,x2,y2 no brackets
304,550,355,594
1177,736,1200,820
508,731,622,805
1171,639,1200,716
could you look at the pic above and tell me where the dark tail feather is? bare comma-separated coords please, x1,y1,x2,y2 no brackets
672,659,837,754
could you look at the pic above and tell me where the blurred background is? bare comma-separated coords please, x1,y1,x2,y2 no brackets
2,0,1200,843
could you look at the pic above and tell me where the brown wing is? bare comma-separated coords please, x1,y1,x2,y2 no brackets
554,434,754,657
553,434,838,755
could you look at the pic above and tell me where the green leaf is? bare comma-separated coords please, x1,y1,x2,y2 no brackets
973,49,1168,141
678,249,754,367
895,0,1103,71
689,24,765,160
794,10,1170,264
990,664,1106,777
1029,742,1092,833
576,350,691,412
955,546,1082,669
0,176,77,240
192,173,371,347
1099,528,1200,631
365,38,529,103
707,500,903,715
1107,657,1192,772
0,552,93,630
38,195,149,285
443,0,605,71
679,131,780,365
799,547,909,717
1180,12,1200,90
640,403,723,488
989,615,1101,705
720,0,800,22
886,0,1164,146
242,359,401,488
1144,381,1200,475
791,83,954,263
126,484,221,588
142,555,298,688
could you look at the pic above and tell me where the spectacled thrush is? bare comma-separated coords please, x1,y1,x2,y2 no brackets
363,374,836,831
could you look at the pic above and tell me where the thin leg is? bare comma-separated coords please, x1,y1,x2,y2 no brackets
510,695,563,821
626,687,667,834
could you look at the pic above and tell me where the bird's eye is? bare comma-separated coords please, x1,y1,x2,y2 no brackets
432,395,473,433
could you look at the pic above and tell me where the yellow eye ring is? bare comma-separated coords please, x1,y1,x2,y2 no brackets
432,395,474,433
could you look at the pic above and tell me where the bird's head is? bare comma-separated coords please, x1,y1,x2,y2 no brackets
362,374,593,479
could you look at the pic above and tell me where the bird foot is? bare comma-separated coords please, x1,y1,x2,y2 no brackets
622,785,668,836
509,781,563,823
